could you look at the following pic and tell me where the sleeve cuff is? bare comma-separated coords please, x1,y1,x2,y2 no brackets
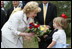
52,39,56,42
17,32,21,35
15,31,21,35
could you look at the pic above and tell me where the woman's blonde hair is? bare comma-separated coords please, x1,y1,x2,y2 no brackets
23,1,41,14
53,17,67,29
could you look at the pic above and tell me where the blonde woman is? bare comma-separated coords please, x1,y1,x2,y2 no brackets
1,1,41,48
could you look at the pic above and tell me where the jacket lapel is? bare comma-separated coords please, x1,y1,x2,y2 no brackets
23,13,28,25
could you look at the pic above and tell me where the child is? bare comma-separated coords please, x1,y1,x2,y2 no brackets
47,17,67,48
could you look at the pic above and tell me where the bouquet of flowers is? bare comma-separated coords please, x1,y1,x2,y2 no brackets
26,22,51,37
26,22,52,41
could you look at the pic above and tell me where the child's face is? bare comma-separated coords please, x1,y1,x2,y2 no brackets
53,22,58,29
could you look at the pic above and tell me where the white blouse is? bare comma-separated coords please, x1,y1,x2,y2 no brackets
52,30,66,44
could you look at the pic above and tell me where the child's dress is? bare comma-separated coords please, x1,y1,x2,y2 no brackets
52,30,66,48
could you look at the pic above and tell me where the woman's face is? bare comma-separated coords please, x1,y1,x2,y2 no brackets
29,11,37,19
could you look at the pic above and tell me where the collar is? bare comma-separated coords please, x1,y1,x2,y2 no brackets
43,3,48,7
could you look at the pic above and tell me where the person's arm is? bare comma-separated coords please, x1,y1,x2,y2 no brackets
19,32,35,42
9,12,35,36
47,31,60,48
47,40,56,48
19,32,34,37
7,12,26,36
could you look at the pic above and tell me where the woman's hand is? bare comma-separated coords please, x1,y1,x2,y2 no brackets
37,37,41,42
30,32,36,37
19,32,35,37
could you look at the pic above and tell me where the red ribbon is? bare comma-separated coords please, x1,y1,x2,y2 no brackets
61,13,67,19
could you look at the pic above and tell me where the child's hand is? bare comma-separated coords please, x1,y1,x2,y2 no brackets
46,25,50,29
43,34,48,38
